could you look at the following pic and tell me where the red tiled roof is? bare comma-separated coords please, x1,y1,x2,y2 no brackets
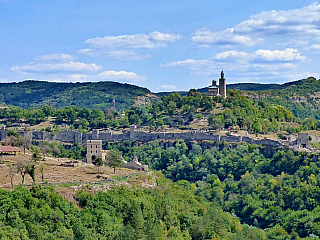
0,146,21,152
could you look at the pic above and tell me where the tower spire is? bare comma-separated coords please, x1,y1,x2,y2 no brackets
219,69,226,99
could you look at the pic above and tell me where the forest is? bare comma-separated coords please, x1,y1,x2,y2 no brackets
98,139,320,239
0,80,150,110
0,177,267,240
0,89,308,135
3,78,320,239
242,77,320,120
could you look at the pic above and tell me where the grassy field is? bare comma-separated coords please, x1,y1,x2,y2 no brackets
0,151,142,189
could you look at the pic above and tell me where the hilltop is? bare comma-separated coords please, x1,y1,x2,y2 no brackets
1,77,320,120
238,77,320,119
0,80,151,110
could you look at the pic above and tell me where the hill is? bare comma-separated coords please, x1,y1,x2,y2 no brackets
240,77,320,119
0,80,150,110
156,79,303,97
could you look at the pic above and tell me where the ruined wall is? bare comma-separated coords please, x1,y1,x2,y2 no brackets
0,126,286,148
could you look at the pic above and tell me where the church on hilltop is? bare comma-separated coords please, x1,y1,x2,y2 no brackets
207,70,226,98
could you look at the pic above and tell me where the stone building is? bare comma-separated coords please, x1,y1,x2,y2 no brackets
296,133,310,148
207,70,227,98
86,140,108,164
85,140,148,171
124,156,148,171
105,107,114,118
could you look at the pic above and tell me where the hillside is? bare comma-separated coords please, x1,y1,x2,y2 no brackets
156,79,303,97
241,77,320,119
0,80,150,110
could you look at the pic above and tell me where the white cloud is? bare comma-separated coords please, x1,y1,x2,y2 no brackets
214,50,249,60
255,48,306,61
213,48,306,62
235,3,320,38
67,74,88,82
310,44,320,50
98,70,146,81
149,31,182,42
11,61,102,73
78,48,98,57
79,49,151,61
105,50,151,61
85,31,182,49
159,85,177,91
192,28,256,46
161,59,212,68
161,47,305,82
284,71,319,80
192,3,320,48
36,53,74,62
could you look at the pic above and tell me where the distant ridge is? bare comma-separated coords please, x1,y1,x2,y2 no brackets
0,80,150,110
156,79,306,96
0,77,317,113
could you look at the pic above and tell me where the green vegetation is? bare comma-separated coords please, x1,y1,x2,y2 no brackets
148,90,295,133
240,77,320,120
0,178,265,239
107,140,320,239
0,80,150,110
0,89,296,134
106,149,123,173
3,78,320,239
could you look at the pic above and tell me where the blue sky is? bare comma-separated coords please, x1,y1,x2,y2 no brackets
1,0,319,92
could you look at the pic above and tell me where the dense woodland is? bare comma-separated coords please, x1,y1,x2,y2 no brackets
3,78,320,239
0,80,149,110
0,177,267,240
104,140,320,239
241,77,320,120
0,89,313,135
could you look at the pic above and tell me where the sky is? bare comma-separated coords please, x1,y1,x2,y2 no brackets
1,0,320,92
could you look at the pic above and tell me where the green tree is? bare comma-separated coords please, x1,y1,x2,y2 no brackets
31,146,42,162
25,162,36,183
7,162,15,188
188,112,194,122
167,101,177,115
16,160,28,186
252,118,262,133
107,149,123,173
93,157,104,173
39,164,45,182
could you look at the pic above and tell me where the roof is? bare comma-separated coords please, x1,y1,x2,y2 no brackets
0,146,21,152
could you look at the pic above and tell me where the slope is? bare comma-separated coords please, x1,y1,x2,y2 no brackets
0,80,150,110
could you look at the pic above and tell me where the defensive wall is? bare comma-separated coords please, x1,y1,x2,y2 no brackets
0,125,287,148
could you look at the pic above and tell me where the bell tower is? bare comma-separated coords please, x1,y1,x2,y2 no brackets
219,70,226,98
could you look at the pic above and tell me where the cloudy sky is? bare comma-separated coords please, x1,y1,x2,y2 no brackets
1,0,320,91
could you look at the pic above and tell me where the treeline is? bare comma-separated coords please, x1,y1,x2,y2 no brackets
0,106,117,131
0,80,150,110
0,178,266,239
149,90,296,133
245,77,320,120
3,88,319,135
107,140,320,239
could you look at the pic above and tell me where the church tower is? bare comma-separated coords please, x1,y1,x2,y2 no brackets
219,70,226,98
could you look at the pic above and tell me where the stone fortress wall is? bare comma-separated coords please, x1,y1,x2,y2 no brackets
0,125,293,148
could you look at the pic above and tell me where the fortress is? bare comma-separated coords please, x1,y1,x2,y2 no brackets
0,125,311,150
207,70,227,98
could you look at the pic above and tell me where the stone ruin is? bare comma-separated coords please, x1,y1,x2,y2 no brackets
86,140,148,171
